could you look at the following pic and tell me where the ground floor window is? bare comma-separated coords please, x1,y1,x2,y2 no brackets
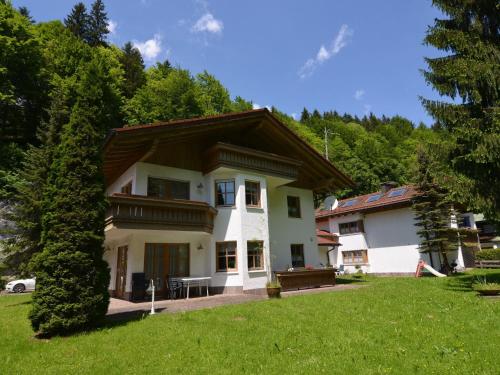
290,244,305,268
216,241,237,272
144,243,190,290
247,241,264,270
342,250,368,265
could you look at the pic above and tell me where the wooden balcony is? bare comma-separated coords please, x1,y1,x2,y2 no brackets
204,142,301,180
106,194,217,233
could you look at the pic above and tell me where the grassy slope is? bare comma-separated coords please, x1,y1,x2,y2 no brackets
1,273,499,375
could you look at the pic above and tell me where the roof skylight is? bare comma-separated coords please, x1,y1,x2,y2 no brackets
366,194,382,203
388,188,406,198
341,199,357,207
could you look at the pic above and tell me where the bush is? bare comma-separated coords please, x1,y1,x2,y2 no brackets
476,249,500,261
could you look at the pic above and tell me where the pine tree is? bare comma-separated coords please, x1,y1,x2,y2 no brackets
64,2,90,41
412,148,458,274
119,42,146,99
87,0,109,47
29,59,110,337
422,0,500,223
300,108,310,123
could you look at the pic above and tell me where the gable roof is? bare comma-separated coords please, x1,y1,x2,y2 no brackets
316,185,418,219
316,229,341,246
104,109,354,191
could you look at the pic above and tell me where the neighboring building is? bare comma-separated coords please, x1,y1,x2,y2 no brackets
316,183,479,275
103,109,353,299
474,214,500,249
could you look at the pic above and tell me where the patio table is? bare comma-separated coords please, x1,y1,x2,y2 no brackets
172,276,211,299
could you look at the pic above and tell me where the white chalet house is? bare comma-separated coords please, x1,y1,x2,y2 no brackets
103,109,353,299
316,183,479,275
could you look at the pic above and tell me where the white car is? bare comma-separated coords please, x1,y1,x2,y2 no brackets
5,278,36,293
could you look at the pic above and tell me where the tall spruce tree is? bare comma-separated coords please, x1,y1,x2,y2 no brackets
120,42,146,98
422,0,500,223
29,59,110,337
412,148,458,274
88,0,109,46
64,2,90,42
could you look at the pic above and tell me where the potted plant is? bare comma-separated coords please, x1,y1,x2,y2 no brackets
353,265,364,279
473,281,500,296
266,279,281,298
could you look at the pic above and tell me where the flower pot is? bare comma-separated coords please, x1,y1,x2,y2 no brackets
476,289,500,296
266,286,281,298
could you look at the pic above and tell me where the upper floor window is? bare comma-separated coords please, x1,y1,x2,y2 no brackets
215,179,235,206
459,215,472,228
245,181,261,207
121,181,132,195
148,177,189,200
339,220,364,235
290,244,305,268
287,196,301,218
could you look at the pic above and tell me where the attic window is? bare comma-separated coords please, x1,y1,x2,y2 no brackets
387,188,406,198
366,194,382,203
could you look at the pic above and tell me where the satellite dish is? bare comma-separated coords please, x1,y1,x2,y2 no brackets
323,196,338,211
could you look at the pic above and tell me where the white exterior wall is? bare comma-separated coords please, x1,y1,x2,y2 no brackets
105,162,319,293
268,186,320,271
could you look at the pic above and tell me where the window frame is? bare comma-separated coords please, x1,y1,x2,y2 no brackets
247,241,264,271
342,250,368,265
147,177,190,200
287,196,301,218
290,244,305,268
245,180,261,208
121,180,132,195
215,179,236,207
216,241,238,272
339,220,364,235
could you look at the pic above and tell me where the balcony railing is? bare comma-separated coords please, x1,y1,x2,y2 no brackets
106,194,217,233
204,142,301,180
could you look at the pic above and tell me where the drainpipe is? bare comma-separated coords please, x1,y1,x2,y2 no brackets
326,245,338,267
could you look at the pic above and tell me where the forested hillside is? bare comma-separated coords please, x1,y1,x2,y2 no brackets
0,0,445,201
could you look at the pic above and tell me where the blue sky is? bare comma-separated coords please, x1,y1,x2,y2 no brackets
14,0,445,125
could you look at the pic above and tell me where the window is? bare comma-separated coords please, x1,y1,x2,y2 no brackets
388,188,406,198
216,242,237,272
215,180,235,206
340,199,357,207
245,181,261,207
147,177,189,200
247,241,264,270
342,250,368,265
339,220,364,234
287,196,301,218
290,244,305,268
459,215,471,228
121,181,132,195
366,194,382,203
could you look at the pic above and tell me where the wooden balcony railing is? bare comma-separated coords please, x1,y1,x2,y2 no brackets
204,142,301,180
106,194,217,233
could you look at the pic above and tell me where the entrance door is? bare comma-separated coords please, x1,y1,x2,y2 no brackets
116,246,128,299
144,243,190,295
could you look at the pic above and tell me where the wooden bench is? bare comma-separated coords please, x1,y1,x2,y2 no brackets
475,260,500,269
275,269,336,291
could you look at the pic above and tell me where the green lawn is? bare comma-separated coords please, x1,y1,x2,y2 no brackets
1,272,499,375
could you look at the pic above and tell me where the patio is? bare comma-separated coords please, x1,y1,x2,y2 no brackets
106,283,364,316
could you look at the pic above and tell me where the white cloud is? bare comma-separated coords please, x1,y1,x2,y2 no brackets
107,20,117,34
192,13,223,34
291,113,298,120
354,89,365,100
298,24,353,79
133,34,162,62
252,103,261,109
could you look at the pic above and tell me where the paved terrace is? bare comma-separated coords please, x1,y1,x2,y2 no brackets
107,284,364,316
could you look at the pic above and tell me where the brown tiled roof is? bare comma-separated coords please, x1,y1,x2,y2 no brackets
316,229,340,246
316,185,418,219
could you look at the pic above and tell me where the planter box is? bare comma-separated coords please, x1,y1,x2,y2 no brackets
275,269,336,291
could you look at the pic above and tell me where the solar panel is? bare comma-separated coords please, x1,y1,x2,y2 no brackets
388,188,406,198
366,194,382,203
342,199,357,207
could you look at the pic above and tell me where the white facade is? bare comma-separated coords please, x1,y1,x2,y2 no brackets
105,162,320,296
320,207,472,274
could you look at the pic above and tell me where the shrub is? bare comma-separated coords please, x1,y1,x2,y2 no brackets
476,249,500,261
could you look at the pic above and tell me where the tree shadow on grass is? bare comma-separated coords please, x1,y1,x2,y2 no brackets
336,276,369,285
102,307,167,329
442,270,500,292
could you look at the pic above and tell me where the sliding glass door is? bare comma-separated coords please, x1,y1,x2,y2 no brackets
144,243,190,292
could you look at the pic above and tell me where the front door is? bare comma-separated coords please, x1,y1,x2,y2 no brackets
115,246,128,299
144,243,190,295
